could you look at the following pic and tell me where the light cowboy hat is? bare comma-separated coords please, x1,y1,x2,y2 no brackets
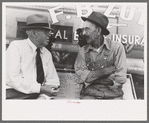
81,12,110,35
20,14,54,30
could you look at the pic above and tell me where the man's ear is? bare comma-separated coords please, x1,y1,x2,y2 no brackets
31,30,38,39
97,27,102,35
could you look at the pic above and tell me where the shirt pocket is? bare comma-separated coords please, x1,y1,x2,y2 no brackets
95,50,114,69
103,50,114,67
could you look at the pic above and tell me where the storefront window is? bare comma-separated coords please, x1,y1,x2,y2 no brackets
17,21,28,39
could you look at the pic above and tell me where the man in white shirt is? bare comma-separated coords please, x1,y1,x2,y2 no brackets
6,14,60,100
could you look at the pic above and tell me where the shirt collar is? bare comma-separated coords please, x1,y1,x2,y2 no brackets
26,38,44,53
104,37,110,50
84,37,111,53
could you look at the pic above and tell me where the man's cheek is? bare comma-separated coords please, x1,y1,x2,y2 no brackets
85,35,90,40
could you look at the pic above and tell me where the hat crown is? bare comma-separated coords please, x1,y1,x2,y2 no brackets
88,12,109,28
81,11,110,35
89,12,109,28
20,14,53,30
26,14,49,25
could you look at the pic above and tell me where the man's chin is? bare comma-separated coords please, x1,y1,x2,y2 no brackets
86,40,92,44
43,42,49,47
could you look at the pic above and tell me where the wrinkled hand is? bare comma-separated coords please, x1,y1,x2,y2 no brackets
40,85,59,97
99,66,116,78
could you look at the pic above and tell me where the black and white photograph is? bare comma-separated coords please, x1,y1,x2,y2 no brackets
2,2,147,121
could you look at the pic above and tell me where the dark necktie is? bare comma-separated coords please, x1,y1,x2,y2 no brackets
36,48,44,84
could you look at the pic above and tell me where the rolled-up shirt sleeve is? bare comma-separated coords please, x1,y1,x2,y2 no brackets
74,47,90,83
112,43,127,85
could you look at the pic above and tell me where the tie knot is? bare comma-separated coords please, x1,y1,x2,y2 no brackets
88,49,94,52
36,48,40,54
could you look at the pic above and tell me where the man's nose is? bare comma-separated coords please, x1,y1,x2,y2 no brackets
82,29,86,35
47,32,53,37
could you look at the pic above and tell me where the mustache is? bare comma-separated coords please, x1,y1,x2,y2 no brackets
76,28,89,39
77,34,88,47
84,35,89,39
76,28,90,47
78,35,88,40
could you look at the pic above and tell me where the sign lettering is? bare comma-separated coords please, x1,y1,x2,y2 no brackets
51,25,72,43
48,5,145,25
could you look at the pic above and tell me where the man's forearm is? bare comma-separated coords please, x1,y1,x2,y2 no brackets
86,70,110,83
86,66,116,83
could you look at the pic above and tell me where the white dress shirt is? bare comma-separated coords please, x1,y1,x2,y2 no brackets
6,38,60,99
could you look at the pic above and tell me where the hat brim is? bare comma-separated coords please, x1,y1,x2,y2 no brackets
81,17,110,35
20,26,54,31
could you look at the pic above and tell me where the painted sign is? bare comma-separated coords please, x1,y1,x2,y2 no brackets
51,25,73,43
48,5,144,25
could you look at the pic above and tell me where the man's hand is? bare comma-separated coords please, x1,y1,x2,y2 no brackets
99,66,116,78
37,96,46,100
40,85,59,97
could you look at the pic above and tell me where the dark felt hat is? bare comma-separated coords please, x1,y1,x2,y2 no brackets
20,14,54,30
81,12,110,35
